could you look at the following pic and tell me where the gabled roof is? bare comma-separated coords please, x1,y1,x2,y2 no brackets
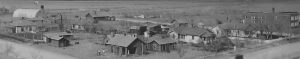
8,20,38,27
13,9,41,18
43,32,74,40
174,26,213,37
85,12,114,17
148,35,177,45
106,34,137,47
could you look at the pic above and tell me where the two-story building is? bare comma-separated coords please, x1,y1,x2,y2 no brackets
242,12,300,28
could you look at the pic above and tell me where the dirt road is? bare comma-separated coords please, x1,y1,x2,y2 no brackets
243,39,300,59
0,39,78,59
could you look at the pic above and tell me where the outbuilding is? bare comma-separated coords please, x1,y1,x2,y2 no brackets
106,34,146,56
85,12,116,23
43,32,74,47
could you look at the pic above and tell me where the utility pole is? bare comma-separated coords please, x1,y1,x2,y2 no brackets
59,13,64,32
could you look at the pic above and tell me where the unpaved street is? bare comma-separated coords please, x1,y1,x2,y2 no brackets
244,39,300,59
0,39,78,59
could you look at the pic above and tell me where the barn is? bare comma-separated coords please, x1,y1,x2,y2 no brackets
13,9,42,18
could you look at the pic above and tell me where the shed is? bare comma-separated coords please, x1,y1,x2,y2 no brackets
13,9,41,18
43,32,74,47
106,34,146,56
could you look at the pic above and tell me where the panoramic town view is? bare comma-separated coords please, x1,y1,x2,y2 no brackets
0,0,300,59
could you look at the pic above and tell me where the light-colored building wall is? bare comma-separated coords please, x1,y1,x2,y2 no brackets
179,35,202,44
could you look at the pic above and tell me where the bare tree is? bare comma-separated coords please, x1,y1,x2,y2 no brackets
177,42,187,59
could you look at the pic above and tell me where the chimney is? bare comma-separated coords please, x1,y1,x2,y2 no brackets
110,32,115,37
133,34,136,37
144,31,149,38
40,5,45,18
272,7,275,13
40,5,44,10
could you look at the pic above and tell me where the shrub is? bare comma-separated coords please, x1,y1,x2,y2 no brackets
202,37,234,52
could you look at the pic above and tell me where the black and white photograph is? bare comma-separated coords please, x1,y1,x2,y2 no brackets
0,0,299,59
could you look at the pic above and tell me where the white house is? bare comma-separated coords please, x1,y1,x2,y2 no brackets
172,25,215,44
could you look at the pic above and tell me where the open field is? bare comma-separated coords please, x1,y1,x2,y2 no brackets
2,1,300,26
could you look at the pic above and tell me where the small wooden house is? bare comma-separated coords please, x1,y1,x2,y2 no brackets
106,34,146,56
0,7,9,14
141,35,177,53
85,12,116,23
43,32,74,47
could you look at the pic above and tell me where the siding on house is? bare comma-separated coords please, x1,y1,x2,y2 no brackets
106,34,146,56
173,24,214,44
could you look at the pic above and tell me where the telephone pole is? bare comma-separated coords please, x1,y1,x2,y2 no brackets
59,13,64,32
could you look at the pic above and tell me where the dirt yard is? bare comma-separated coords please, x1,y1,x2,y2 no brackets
0,39,78,59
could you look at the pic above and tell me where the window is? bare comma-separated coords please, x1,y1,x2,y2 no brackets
291,23,295,26
295,22,299,26
291,17,296,20
21,27,24,32
251,16,256,19
179,35,185,39
253,21,256,23
244,16,248,19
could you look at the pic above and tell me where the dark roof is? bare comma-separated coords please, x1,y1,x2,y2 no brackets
174,26,213,37
137,34,177,45
43,32,74,40
26,17,45,21
137,35,152,43
85,12,114,17
148,35,177,44
106,34,137,47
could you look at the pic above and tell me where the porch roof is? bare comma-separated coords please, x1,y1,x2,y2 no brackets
43,32,74,40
